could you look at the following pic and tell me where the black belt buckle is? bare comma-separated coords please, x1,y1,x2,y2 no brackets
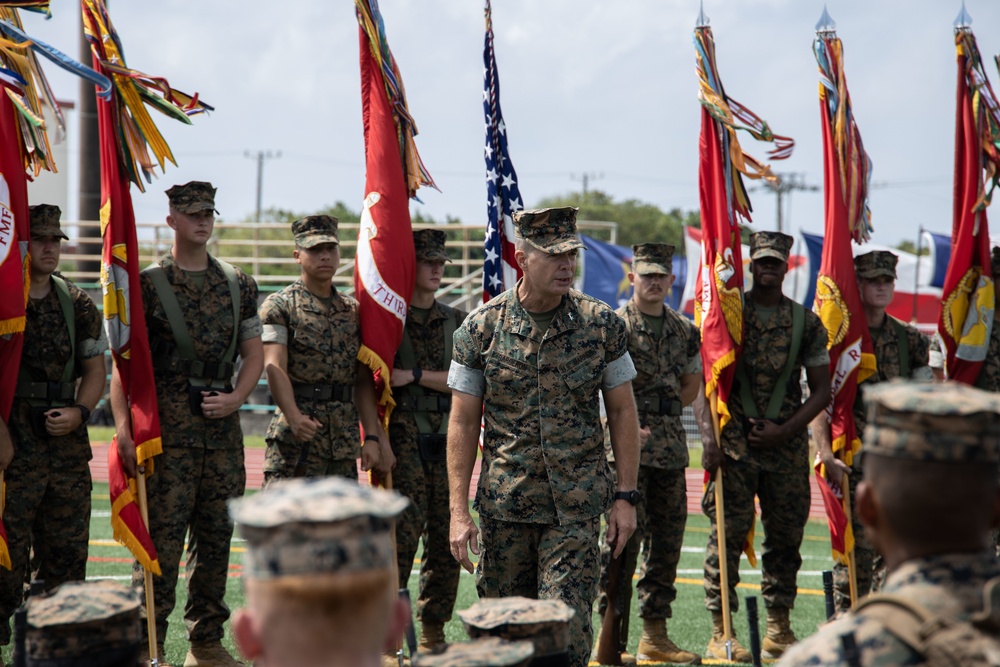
417,433,447,462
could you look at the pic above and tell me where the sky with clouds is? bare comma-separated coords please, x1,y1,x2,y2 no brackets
18,0,1000,248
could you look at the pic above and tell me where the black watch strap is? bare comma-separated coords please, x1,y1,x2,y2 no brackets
412,367,423,384
614,490,640,506
75,404,91,424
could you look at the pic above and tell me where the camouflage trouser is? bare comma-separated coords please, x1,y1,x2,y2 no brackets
476,515,600,667
597,466,686,619
0,454,91,644
134,446,245,644
392,437,459,624
702,457,810,612
263,435,358,487
832,465,882,611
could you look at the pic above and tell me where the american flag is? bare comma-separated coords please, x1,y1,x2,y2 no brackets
482,1,523,302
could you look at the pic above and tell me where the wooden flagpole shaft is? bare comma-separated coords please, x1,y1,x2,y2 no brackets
841,475,858,606
136,471,159,664
709,393,733,645
383,469,404,662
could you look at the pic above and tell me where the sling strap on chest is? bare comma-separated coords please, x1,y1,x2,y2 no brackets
14,275,77,405
736,300,805,421
395,306,459,435
144,260,241,388
889,317,911,379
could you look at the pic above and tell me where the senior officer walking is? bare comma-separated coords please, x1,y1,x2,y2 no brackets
447,207,640,667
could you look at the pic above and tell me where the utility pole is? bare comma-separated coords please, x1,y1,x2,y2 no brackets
245,150,281,222
754,172,818,233
77,7,102,276
570,171,603,203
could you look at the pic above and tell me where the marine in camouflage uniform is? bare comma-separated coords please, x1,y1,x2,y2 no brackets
229,477,410,667
815,251,931,611
448,208,640,667
0,205,107,648
595,243,702,664
259,215,385,486
778,381,1000,667
388,229,466,649
111,182,263,667
458,596,574,665
24,580,142,666
701,231,830,661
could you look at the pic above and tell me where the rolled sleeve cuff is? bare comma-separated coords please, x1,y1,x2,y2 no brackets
804,350,831,368
682,354,702,376
262,323,288,345
239,315,264,341
448,360,485,397
79,335,108,359
602,352,636,391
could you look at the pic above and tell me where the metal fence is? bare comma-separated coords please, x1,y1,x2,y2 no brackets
60,219,618,313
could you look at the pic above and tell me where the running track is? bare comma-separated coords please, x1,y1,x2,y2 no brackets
89,444,828,520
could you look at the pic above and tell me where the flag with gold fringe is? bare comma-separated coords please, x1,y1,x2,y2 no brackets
0,1,110,570
83,0,212,574
354,0,434,423
694,16,792,566
939,11,1000,385
812,10,877,565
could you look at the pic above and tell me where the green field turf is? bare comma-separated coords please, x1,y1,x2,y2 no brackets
1,480,834,666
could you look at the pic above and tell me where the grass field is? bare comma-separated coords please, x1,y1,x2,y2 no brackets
0,478,835,666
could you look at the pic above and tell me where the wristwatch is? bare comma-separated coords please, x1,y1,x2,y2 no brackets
614,490,641,506
75,404,91,424
412,367,423,385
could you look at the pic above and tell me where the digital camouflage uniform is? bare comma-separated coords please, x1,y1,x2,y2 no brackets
25,580,142,663
137,235,261,643
702,293,829,613
778,381,1000,666
449,207,637,667
458,596,574,663
1,227,107,646
832,251,931,610
390,230,466,628
598,272,701,622
260,282,361,483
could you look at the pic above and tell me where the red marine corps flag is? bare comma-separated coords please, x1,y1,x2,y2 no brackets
939,7,1000,384
812,9,876,567
694,7,792,647
354,0,435,417
0,1,113,570
82,0,212,575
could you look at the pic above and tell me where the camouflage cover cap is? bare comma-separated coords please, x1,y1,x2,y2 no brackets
862,380,1000,464
28,204,67,240
411,638,535,667
992,246,1000,276
458,596,575,657
414,228,451,262
229,476,409,579
26,580,141,660
632,242,675,275
513,207,586,254
292,215,340,248
749,231,794,262
166,180,218,214
855,250,898,280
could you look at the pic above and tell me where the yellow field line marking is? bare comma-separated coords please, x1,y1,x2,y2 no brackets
684,525,829,542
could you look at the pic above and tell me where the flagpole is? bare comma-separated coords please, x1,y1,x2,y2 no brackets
709,391,733,657
840,476,858,606
912,226,924,324
136,471,158,664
